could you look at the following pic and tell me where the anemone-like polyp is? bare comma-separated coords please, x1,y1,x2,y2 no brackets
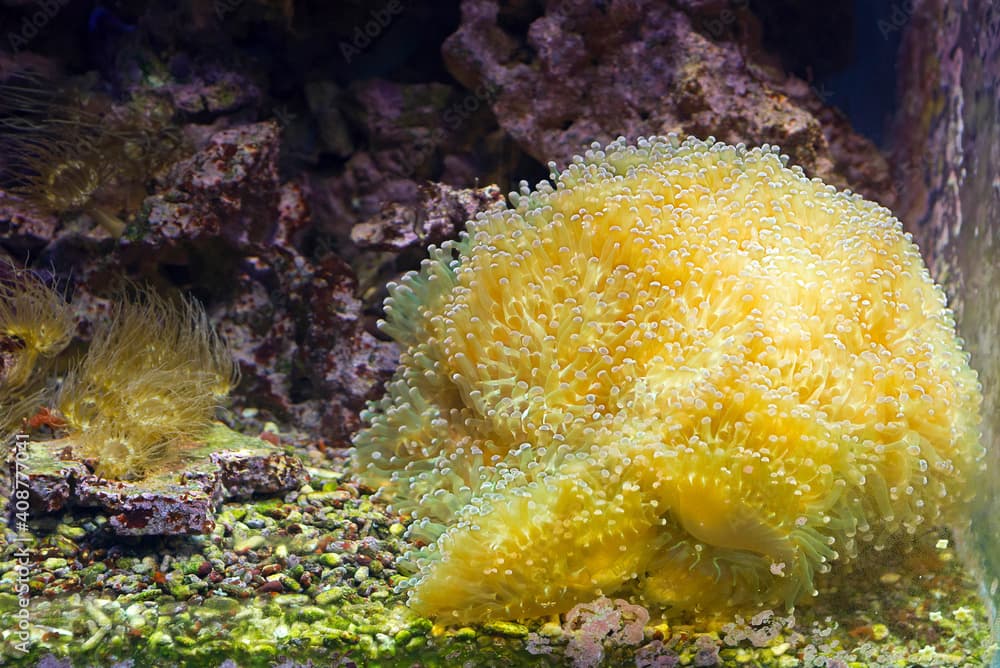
353,135,983,623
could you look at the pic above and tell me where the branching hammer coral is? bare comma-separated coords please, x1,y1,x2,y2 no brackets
58,287,238,480
353,136,983,623
0,262,75,433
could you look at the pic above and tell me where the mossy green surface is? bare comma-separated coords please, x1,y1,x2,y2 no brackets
0,466,994,667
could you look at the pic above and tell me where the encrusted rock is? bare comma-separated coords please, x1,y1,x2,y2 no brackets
0,193,58,259
130,122,282,252
8,424,307,536
299,253,400,445
351,182,503,252
442,0,892,204
167,68,261,119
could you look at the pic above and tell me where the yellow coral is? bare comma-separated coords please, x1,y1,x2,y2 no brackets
0,263,75,433
58,287,238,479
353,136,983,623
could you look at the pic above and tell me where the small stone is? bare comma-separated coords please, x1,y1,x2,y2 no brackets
879,572,901,585
389,523,405,536
133,556,157,574
126,612,147,629
771,642,790,656
353,566,369,583
57,524,87,540
257,580,284,593
149,630,173,647
280,574,302,592
200,596,240,614
274,594,310,607
291,537,318,555
0,593,19,612
871,624,889,641
81,627,108,652
234,535,266,552
294,606,327,622
42,558,68,570
170,584,193,599
49,535,80,557
315,587,345,605
482,621,529,638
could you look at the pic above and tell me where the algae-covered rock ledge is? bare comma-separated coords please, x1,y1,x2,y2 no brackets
11,425,306,536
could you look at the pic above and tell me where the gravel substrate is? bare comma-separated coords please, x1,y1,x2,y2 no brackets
0,459,994,667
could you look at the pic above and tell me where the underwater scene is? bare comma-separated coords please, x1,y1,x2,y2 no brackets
0,1,998,666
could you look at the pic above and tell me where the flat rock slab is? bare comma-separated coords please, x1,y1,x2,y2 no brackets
8,424,307,535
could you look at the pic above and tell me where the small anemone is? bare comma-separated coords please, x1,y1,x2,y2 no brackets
0,261,75,434
0,71,184,238
58,285,238,480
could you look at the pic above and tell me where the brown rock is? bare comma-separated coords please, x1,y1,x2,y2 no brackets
441,0,892,204
8,424,307,536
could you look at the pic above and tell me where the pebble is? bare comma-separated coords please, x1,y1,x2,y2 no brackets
482,621,529,638
234,536,266,552
879,572,901,585
56,525,86,540
314,587,345,605
148,631,173,647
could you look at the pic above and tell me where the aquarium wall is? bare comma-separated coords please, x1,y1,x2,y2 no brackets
892,0,1000,654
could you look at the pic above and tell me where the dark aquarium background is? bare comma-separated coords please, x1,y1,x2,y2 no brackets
0,1,997,666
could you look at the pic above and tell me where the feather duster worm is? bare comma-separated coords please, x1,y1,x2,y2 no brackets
0,263,74,433
58,287,238,479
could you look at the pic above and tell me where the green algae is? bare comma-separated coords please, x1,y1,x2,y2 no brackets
0,473,993,667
